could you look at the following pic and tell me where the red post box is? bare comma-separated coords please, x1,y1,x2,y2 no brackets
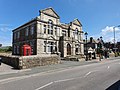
22,44,31,56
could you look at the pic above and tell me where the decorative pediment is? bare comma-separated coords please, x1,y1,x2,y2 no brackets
72,19,82,27
47,36,56,40
40,7,60,19
88,47,93,51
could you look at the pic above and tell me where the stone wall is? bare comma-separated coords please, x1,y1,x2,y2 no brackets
0,53,20,69
0,53,60,69
19,55,61,69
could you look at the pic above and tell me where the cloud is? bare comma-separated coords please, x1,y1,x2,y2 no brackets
101,26,120,35
0,24,12,32
0,24,12,46
101,26,120,42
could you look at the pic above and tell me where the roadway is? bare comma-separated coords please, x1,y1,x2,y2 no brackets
0,59,120,90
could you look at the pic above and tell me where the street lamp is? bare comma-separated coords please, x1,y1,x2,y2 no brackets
113,25,120,56
85,32,88,61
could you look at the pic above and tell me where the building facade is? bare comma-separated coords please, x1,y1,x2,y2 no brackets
12,7,84,57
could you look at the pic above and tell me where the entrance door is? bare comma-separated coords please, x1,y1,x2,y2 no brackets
67,44,71,55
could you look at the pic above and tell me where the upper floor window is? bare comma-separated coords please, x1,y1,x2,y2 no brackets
48,20,53,35
44,25,46,34
14,33,16,40
31,25,34,35
55,27,57,36
25,27,29,36
17,31,20,39
75,28,78,35
62,30,66,36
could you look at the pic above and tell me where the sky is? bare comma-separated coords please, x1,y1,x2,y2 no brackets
0,0,120,46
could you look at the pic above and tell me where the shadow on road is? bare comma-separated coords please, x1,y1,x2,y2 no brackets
106,80,120,90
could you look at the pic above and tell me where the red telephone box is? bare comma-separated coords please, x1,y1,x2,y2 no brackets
22,44,32,56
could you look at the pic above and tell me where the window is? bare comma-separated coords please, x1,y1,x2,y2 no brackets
75,45,79,54
75,28,78,35
14,45,16,54
17,31,20,39
48,20,53,35
74,28,78,39
79,33,82,40
62,30,66,36
75,48,78,53
31,25,34,35
44,25,46,34
48,29,50,34
44,41,47,52
26,27,29,36
14,33,16,40
55,27,57,36
51,30,53,35
73,31,75,38
17,46,19,54
46,41,56,53
30,41,34,54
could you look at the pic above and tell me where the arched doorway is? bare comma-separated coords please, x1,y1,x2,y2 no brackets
67,43,71,55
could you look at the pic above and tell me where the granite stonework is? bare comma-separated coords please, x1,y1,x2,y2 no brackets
12,7,85,59
20,55,61,69
0,53,60,69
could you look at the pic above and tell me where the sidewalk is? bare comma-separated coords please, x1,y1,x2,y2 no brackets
0,63,31,75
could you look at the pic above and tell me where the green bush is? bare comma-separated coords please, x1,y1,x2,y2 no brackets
0,46,12,53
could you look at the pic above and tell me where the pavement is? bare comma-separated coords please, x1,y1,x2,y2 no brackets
0,57,120,80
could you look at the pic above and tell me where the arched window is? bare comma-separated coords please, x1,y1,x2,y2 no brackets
74,28,79,39
48,19,53,35
75,28,78,35
67,43,71,55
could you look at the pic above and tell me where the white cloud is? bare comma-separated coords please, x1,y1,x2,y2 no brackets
0,24,12,32
101,26,120,35
0,24,12,46
101,26,120,42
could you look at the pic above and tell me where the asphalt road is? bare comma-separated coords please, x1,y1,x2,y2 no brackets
0,59,120,90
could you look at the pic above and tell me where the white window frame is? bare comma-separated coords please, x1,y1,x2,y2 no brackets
31,25,34,35
45,41,57,53
48,20,53,35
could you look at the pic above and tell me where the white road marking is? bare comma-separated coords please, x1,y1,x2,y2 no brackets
107,66,110,69
0,75,31,84
54,78,75,83
35,82,53,90
84,71,92,77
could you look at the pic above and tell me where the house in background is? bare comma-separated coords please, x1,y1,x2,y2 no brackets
84,37,98,59
12,7,84,59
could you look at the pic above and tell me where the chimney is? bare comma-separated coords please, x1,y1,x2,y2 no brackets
90,37,93,43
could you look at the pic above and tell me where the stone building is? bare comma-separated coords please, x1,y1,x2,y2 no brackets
12,7,84,58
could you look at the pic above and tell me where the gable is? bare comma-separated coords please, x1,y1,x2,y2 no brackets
72,19,82,27
40,8,60,19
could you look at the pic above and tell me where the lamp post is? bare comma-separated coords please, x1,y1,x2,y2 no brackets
85,32,88,61
113,25,120,56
